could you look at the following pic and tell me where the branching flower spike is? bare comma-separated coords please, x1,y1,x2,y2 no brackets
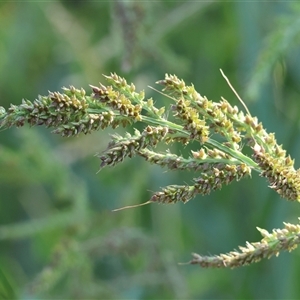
1,72,300,268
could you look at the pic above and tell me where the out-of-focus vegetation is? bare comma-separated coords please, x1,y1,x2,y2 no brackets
1,1,300,299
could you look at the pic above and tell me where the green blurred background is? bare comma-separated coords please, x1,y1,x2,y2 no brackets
1,1,300,299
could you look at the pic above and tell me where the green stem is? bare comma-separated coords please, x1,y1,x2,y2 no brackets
207,139,260,172
141,115,260,172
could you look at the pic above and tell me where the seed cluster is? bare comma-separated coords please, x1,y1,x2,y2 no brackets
171,98,209,142
99,126,169,168
150,162,251,204
253,144,300,201
158,74,242,149
189,221,300,268
91,84,142,122
0,86,117,136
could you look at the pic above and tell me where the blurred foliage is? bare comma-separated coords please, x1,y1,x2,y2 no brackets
1,1,300,299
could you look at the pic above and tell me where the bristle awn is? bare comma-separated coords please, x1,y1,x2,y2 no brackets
148,85,177,102
112,201,152,212
220,69,251,116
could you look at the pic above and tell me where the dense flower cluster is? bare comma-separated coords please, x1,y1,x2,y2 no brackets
253,144,300,201
99,126,169,168
189,221,300,268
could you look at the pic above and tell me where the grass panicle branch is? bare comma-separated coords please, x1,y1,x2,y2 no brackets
1,72,300,268
188,220,300,268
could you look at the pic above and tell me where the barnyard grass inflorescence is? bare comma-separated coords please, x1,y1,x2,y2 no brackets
1,72,300,268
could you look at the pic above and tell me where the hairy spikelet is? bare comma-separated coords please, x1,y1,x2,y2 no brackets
189,221,300,268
